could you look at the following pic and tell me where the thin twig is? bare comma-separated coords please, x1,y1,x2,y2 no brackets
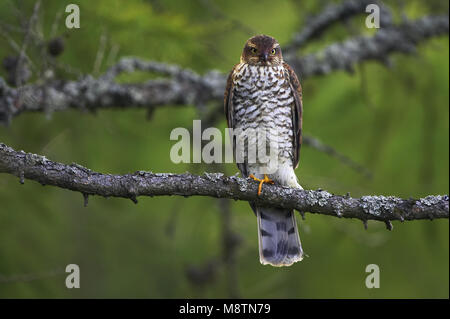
15,0,41,86
93,31,108,76
303,135,373,179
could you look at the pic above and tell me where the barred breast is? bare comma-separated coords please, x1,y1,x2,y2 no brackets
232,63,295,177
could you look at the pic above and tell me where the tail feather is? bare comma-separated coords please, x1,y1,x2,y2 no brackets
257,206,303,266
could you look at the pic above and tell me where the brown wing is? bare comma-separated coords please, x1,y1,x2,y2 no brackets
283,62,303,169
224,64,238,130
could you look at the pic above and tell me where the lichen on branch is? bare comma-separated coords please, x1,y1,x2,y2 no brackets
0,143,448,225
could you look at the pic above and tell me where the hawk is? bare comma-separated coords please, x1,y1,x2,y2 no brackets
224,35,304,267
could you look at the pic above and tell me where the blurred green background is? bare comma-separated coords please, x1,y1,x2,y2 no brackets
0,0,448,298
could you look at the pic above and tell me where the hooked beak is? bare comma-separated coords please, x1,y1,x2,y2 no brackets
260,52,268,63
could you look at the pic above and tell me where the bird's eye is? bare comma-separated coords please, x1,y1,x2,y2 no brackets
250,47,257,54
271,48,276,55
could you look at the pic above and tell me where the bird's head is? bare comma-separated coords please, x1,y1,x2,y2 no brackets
240,35,283,66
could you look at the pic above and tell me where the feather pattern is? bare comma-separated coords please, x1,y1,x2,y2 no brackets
224,35,304,266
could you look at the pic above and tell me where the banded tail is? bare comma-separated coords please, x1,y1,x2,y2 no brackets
257,206,303,266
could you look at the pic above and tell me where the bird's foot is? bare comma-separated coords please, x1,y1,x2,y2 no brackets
249,174,274,196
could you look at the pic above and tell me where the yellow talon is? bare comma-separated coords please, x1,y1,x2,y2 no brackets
249,174,274,196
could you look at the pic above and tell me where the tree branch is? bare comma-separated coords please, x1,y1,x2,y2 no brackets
1,143,448,224
289,15,449,76
1,15,447,125
0,59,225,125
284,0,393,52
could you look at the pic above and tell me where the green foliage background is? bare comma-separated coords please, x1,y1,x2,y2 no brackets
0,0,448,298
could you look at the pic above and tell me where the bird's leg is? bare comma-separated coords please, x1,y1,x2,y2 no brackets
249,174,274,196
